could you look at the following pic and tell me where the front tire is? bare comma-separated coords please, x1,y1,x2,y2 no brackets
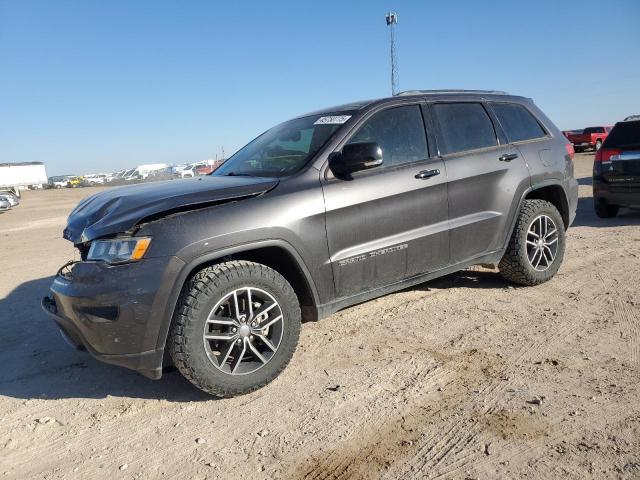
168,260,301,397
499,200,566,286
595,140,602,151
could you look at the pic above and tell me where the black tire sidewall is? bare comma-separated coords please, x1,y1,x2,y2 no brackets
172,263,301,395
517,202,566,283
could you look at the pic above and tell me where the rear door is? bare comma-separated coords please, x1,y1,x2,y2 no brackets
322,104,449,297
429,101,530,264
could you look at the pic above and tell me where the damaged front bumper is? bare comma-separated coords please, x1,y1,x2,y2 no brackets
42,256,184,380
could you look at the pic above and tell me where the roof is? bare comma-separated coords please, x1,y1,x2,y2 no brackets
299,89,527,118
395,89,509,96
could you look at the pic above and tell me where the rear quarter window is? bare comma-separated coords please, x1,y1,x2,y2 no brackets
491,103,546,142
432,103,497,155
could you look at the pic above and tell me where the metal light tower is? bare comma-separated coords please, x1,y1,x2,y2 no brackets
385,12,399,96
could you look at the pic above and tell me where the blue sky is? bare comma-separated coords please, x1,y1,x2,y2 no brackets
1,0,639,176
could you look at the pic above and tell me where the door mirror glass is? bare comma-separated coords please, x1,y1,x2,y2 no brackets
330,142,383,176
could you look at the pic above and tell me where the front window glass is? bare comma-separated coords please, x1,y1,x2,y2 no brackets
215,112,354,177
345,105,428,167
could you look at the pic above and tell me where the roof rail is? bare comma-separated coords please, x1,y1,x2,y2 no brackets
395,89,509,96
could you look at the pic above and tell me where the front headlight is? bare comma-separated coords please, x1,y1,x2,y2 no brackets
87,237,152,264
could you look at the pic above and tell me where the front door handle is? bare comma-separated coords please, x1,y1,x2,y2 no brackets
415,169,440,179
499,153,519,162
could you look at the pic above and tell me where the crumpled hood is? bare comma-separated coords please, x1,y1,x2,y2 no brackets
63,176,279,243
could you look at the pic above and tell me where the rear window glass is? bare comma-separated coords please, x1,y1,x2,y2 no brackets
584,127,605,134
432,103,497,155
491,103,546,142
604,121,640,149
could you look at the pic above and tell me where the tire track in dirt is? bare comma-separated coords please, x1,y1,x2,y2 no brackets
391,306,585,479
613,298,640,373
289,359,447,480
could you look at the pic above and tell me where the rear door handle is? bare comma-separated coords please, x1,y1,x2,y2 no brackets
415,169,440,179
499,153,519,162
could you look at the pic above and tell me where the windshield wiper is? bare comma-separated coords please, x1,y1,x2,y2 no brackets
225,172,254,177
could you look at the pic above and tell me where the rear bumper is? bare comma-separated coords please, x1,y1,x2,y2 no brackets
43,256,185,379
593,178,640,208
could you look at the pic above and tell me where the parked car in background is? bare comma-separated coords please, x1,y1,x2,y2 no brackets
132,163,169,180
179,166,196,178
48,175,73,188
122,169,140,182
0,197,10,212
195,164,216,175
195,160,224,176
568,126,612,152
111,170,126,181
67,176,83,188
593,117,640,218
0,192,20,207
562,129,582,139
82,174,109,186
43,89,578,397
624,115,640,122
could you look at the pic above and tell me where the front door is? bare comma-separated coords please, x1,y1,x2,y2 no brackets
321,104,449,298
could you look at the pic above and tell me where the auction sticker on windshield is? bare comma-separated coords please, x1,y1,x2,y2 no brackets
314,115,351,125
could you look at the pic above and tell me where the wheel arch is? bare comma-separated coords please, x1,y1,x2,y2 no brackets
156,240,320,353
524,182,570,228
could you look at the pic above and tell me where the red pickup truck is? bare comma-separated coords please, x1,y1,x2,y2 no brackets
567,126,612,152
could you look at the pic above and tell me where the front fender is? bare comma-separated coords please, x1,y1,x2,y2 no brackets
152,239,321,352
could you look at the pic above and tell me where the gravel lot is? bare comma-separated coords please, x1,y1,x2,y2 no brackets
1,153,639,479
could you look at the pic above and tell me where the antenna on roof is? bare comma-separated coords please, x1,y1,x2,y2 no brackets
385,12,399,96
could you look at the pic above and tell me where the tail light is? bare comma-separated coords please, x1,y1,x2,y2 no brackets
564,143,575,160
595,148,621,163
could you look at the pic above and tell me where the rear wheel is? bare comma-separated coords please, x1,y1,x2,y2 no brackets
168,260,301,397
594,201,619,218
499,199,566,286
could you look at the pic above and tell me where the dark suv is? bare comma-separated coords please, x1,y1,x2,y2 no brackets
43,90,578,396
593,117,640,217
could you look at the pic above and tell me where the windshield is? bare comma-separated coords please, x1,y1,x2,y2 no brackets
215,112,355,177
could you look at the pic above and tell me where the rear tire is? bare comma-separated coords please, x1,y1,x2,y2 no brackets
594,202,619,218
168,260,301,397
499,200,566,286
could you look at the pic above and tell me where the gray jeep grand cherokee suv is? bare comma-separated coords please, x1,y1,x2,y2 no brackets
43,90,578,396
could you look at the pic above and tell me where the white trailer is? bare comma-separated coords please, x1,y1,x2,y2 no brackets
0,162,48,196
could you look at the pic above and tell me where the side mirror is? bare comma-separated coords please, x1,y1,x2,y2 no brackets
330,142,383,177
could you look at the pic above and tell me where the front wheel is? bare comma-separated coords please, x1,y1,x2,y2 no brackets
499,199,566,286
595,140,602,151
168,260,301,397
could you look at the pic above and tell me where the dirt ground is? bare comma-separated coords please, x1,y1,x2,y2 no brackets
1,153,639,479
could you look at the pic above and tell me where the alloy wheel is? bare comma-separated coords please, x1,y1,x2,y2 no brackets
203,287,284,375
526,214,559,272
